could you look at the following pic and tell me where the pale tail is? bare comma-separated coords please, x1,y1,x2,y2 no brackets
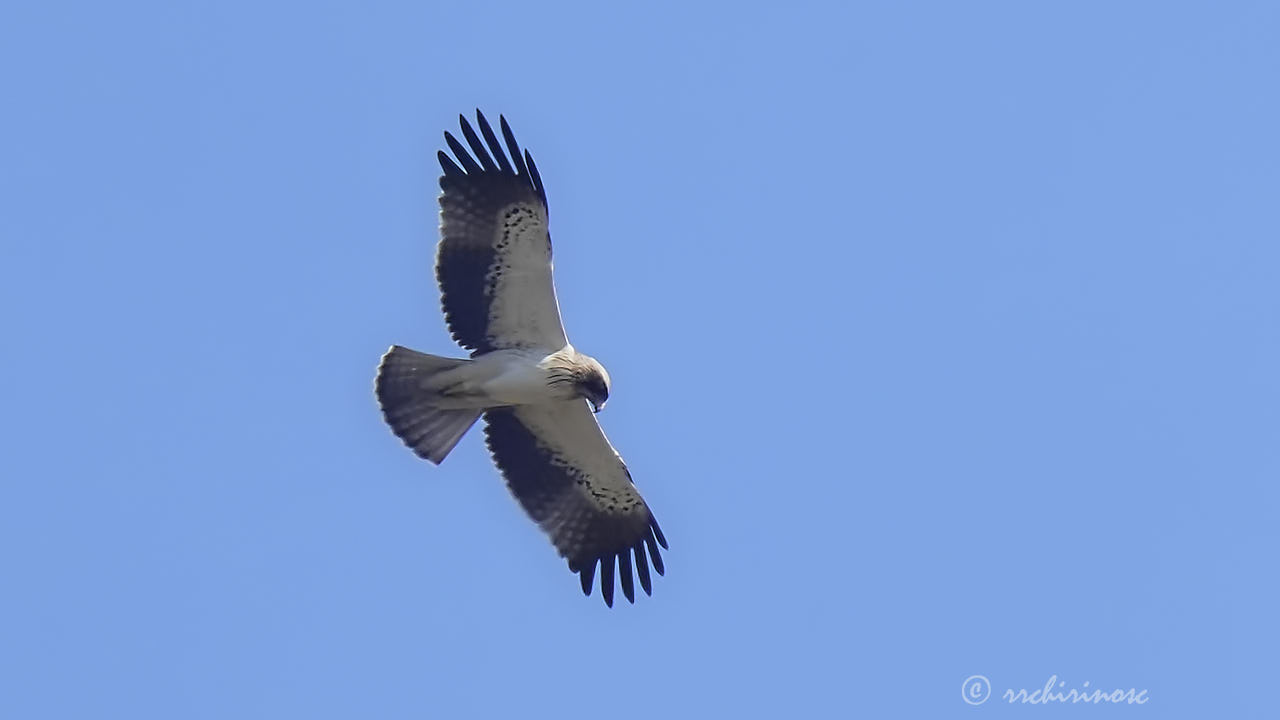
375,345,482,464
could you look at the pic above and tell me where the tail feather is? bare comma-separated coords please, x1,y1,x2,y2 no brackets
375,345,482,464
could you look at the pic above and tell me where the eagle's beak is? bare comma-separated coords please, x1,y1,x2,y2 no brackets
590,399,606,414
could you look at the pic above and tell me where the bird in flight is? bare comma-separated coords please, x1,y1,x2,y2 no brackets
375,110,667,607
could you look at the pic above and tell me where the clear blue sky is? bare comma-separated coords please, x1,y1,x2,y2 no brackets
3,1,1277,717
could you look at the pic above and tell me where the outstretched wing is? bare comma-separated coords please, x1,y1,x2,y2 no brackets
435,111,568,355
483,403,668,607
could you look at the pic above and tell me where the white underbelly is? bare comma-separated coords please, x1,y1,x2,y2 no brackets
474,349,559,406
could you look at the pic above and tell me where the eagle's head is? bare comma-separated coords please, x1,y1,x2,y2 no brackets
577,356,611,413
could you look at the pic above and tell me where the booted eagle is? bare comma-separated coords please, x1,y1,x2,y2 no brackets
375,111,667,607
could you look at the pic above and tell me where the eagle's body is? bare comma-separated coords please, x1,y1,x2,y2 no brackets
399,347,587,409
375,111,666,607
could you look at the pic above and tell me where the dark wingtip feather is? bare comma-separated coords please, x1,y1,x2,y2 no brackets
437,150,463,177
524,149,545,203
458,114,498,172
651,517,669,549
499,115,530,178
618,551,635,604
579,560,595,597
634,542,652,596
646,525,665,576
443,132,481,174
599,556,615,607
475,111,512,173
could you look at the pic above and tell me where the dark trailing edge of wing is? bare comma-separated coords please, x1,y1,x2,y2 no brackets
482,407,669,608
435,110,550,353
